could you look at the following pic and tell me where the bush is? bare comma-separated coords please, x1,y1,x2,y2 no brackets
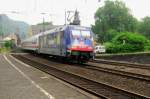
4,40,14,48
144,40,150,51
105,42,118,53
105,32,150,53
105,43,138,53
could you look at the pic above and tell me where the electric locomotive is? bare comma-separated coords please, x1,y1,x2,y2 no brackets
21,25,94,63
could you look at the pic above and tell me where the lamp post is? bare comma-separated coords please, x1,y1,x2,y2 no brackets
41,13,46,32
65,10,66,25
49,14,53,23
0,16,3,40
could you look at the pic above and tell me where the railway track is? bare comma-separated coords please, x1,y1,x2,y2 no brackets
39,54,150,82
11,54,149,99
86,63,150,82
93,59,150,70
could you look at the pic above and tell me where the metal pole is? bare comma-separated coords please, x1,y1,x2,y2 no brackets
1,23,3,39
0,16,3,40
65,10,66,25
43,16,45,32
49,14,52,23
41,13,45,32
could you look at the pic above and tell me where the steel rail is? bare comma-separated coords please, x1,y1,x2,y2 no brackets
93,59,150,70
11,54,149,99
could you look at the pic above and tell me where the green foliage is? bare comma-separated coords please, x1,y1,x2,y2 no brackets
105,43,137,53
92,0,138,43
105,32,150,53
138,16,150,38
105,42,118,53
4,40,14,48
104,29,119,42
0,40,14,53
112,32,148,44
144,40,150,51
0,47,11,53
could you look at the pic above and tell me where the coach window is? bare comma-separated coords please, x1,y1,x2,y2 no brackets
44,35,47,48
56,32,60,45
48,34,52,47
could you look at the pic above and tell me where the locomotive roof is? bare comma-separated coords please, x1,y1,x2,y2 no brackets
22,25,91,42
42,25,91,35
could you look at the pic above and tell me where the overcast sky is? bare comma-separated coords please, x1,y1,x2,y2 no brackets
0,0,150,26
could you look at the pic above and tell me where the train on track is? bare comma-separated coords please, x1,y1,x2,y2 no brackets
21,25,95,63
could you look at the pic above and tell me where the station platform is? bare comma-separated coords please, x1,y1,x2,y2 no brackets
0,54,98,99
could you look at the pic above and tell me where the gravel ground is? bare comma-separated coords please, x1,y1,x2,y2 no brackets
89,62,150,77
19,54,150,97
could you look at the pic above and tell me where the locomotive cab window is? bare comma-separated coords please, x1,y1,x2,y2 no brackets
71,30,81,38
81,30,91,38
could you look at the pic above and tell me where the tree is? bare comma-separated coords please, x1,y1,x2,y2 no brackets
138,16,150,38
92,0,138,43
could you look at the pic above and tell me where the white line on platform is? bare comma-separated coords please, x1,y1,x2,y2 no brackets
9,55,31,68
8,55,99,99
3,55,55,99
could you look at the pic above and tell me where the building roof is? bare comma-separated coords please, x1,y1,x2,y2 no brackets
31,22,61,35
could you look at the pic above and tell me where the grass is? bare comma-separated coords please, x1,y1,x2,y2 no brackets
0,47,11,54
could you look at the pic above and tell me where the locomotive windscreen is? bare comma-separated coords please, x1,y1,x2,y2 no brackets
71,30,91,38
69,28,93,51
81,31,91,38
